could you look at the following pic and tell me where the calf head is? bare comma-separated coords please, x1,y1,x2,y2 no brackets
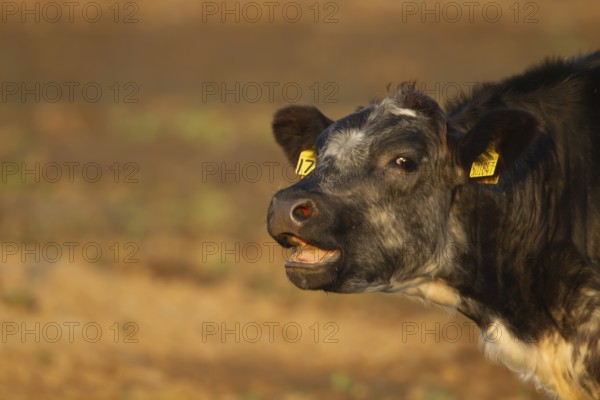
267,85,538,293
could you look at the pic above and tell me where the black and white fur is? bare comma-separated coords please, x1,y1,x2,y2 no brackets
267,50,600,399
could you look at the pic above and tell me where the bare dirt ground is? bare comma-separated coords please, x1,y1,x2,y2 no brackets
0,0,598,399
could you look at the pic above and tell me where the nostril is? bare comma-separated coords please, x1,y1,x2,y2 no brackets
291,201,314,222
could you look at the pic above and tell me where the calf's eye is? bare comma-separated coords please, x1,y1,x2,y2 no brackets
394,156,418,172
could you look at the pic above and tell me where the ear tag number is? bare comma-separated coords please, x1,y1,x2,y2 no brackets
296,149,316,178
469,142,500,184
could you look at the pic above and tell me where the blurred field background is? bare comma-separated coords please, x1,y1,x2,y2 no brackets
0,0,598,399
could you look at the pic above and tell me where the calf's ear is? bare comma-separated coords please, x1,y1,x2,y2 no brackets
455,108,539,182
272,106,333,164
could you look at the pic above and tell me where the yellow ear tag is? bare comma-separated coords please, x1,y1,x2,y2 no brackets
295,149,316,178
469,142,500,184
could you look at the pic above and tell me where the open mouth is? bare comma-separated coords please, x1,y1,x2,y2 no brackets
283,235,341,269
275,234,341,290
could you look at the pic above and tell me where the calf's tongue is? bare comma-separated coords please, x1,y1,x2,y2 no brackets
287,244,338,264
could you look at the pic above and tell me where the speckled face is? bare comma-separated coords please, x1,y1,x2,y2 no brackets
267,91,463,293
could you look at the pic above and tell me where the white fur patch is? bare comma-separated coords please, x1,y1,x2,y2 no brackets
389,107,417,118
386,276,461,309
376,98,418,118
321,129,366,161
406,279,461,308
480,320,538,378
479,320,596,399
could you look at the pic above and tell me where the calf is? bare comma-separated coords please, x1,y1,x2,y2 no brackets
266,50,600,399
